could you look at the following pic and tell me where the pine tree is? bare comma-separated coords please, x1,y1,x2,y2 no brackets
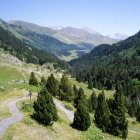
40,76,46,86
72,101,91,131
29,72,38,86
109,83,128,138
73,84,79,97
136,106,140,122
74,87,85,108
33,87,58,125
88,78,93,89
58,89,65,101
59,74,73,101
88,90,98,112
124,97,134,117
46,74,59,96
94,90,110,132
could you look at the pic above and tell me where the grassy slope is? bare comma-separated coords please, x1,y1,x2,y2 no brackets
0,51,140,140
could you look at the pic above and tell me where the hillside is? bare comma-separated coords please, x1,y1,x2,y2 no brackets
70,31,140,73
58,27,118,46
70,30,140,119
0,49,140,140
8,20,95,58
7,20,118,60
0,25,67,69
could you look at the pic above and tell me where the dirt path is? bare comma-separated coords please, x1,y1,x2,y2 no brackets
129,129,140,135
0,93,74,139
0,94,28,139
54,100,74,121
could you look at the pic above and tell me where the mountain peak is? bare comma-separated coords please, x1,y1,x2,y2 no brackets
107,33,129,40
81,27,101,35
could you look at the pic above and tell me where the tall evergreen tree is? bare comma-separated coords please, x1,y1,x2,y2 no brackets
40,76,46,86
33,87,58,125
109,83,128,139
74,87,85,108
73,84,79,97
124,97,134,117
59,74,73,101
136,106,140,122
29,72,38,86
94,90,110,132
72,101,91,131
88,78,93,89
88,90,98,112
46,74,59,96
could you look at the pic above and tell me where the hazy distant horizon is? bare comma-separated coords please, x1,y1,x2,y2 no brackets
0,0,140,36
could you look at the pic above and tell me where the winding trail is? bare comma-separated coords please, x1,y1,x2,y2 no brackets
0,96,27,139
0,93,74,139
54,100,74,121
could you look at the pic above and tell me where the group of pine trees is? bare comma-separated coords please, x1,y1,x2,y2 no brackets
72,86,91,131
30,72,91,130
88,83,128,139
29,72,130,139
29,72,75,101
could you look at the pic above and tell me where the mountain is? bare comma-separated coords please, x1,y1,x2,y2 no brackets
8,20,95,58
70,30,140,120
8,20,118,59
58,27,118,46
108,33,129,40
81,27,101,35
70,30,140,91
0,24,67,69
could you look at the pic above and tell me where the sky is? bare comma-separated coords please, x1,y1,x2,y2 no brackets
0,0,140,35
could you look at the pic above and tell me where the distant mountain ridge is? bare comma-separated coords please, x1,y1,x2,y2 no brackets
107,33,129,40
8,20,118,55
0,18,119,60
0,25,68,69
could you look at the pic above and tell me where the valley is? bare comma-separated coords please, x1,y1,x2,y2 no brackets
0,47,140,139
0,1,140,139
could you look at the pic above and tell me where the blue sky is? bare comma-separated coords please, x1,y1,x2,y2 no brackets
0,0,140,35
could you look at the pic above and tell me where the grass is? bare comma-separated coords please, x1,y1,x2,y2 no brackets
0,55,139,140
60,50,79,61
0,89,25,102
0,103,11,120
0,66,24,81
1,89,140,140
69,77,114,99
3,99,81,140
62,101,75,111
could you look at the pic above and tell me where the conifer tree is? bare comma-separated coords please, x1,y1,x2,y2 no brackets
72,101,91,131
109,83,128,138
136,106,140,122
59,74,73,101
33,87,58,125
88,79,93,89
46,74,59,96
94,90,110,132
88,90,98,112
73,84,79,97
40,76,46,86
74,87,85,108
29,72,38,86
124,97,134,117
